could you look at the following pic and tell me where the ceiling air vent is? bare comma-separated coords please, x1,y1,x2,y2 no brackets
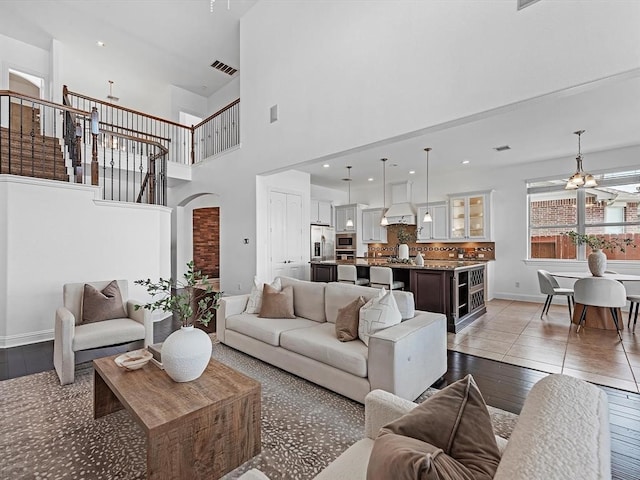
494,145,511,152
210,60,238,76
517,0,542,10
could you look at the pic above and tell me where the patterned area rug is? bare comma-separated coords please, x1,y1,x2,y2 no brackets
0,342,518,479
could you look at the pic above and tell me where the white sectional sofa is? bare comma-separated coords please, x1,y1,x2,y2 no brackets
217,277,447,403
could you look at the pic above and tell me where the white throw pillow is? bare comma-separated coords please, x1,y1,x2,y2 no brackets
245,277,282,314
358,289,401,346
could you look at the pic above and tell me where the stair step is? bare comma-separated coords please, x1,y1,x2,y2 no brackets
0,133,63,148
0,166,69,181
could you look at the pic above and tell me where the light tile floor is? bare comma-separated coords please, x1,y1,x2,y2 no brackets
448,299,640,393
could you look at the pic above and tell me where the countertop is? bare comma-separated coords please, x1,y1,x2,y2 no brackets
310,258,486,271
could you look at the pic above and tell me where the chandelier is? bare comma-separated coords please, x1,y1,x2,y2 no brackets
565,130,597,190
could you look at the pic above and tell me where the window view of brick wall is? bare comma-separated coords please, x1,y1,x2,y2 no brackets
531,198,640,260
193,207,220,278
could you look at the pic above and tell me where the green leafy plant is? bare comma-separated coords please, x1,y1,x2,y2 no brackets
134,261,222,327
563,231,636,253
396,225,416,244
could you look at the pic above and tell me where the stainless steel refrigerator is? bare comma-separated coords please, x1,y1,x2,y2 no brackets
310,225,335,261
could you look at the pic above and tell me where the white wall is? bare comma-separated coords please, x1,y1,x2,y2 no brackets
207,77,240,114
169,85,208,123
0,33,49,93
241,1,640,170
0,175,171,347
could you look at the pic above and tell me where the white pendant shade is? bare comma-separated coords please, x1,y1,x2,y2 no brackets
346,218,354,228
380,214,388,226
423,211,433,223
565,130,597,190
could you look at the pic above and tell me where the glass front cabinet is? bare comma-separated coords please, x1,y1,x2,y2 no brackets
448,191,492,241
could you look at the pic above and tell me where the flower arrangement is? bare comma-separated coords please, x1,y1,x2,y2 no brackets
396,225,416,244
134,261,222,327
563,231,636,253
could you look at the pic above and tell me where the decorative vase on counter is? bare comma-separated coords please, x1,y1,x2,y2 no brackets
415,252,424,266
398,244,409,260
588,249,607,277
162,325,212,382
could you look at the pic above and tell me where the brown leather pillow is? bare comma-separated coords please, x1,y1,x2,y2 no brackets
335,296,365,342
258,284,295,319
82,280,127,324
367,374,501,480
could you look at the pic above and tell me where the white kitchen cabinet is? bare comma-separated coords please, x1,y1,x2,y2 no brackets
310,199,333,226
361,208,388,243
416,202,449,241
448,191,492,241
335,204,357,233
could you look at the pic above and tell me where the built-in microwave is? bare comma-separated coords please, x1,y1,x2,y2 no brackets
336,234,355,248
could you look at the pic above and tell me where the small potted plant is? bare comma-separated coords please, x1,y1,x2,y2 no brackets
135,261,222,382
563,231,636,276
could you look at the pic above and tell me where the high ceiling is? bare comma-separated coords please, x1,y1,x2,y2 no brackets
1,1,638,189
0,0,257,97
292,72,640,189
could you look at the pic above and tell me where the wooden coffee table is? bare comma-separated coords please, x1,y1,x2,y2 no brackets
93,355,261,480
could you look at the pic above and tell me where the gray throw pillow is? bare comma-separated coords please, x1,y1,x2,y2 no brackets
82,280,127,324
367,374,501,480
258,284,295,319
335,296,365,342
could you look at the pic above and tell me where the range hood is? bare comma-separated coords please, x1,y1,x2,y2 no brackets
384,181,417,225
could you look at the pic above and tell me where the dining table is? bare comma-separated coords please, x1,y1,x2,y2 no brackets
550,271,640,330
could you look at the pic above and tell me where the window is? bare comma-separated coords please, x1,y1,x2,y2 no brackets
527,171,640,260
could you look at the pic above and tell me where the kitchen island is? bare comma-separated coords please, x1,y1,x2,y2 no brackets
310,259,487,333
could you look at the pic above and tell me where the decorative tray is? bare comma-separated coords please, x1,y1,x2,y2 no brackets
114,349,153,371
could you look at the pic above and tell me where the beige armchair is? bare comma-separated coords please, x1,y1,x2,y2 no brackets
54,279,153,385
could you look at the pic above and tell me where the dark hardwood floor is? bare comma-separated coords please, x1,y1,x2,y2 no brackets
1,317,639,479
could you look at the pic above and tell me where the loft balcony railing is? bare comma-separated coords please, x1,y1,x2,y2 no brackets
0,90,167,205
0,88,240,206
64,86,240,165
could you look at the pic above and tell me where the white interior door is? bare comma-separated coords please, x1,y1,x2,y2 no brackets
269,190,304,280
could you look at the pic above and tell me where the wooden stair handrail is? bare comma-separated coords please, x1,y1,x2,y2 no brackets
193,99,240,129
1,90,91,117
64,86,189,130
98,128,169,155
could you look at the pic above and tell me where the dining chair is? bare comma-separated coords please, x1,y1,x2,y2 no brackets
537,270,574,320
337,265,369,286
369,266,404,290
628,294,640,333
574,277,626,340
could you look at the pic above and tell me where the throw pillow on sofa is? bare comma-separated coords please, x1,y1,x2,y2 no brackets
245,277,282,314
366,374,501,480
358,289,401,346
259,284,295,319
335,296,366,342
81,280,127,324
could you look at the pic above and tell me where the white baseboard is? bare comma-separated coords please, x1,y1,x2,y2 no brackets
0,329,54,348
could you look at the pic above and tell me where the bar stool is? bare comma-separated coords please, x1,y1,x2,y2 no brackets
574,277,626,340
369,266,404,290
337,265,369,286
628,294,640,333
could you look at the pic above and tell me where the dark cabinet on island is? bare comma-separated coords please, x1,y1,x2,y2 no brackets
310,260,487,333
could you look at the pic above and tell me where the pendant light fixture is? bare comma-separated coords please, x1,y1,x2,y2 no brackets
565,130,597,190
423,148,433,223
380,158,389,226
345,166,354,228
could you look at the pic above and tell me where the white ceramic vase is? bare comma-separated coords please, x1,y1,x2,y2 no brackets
588,249,607,277
415,252,424,266
398,244,409,260
162,325,212,382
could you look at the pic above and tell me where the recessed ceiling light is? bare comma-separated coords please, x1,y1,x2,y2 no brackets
368,177,374,182
494,145,511,152
409,170,416,175
96,41,105,47
461,160,470,165
322,164,330,168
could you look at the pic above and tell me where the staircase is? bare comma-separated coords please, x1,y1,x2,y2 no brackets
0,103,68,182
